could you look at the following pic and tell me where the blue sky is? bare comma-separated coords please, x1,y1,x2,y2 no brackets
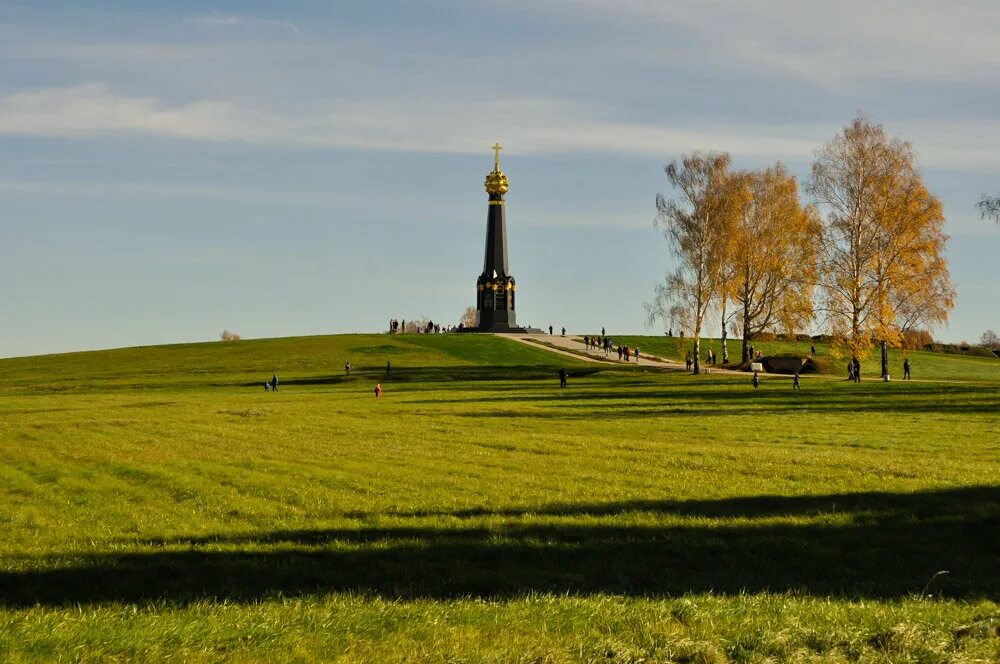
1,0,998,357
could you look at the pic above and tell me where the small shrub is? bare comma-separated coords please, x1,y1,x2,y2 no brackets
220,330,241,341
756,331,777,342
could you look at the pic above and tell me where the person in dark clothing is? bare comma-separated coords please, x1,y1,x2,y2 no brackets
793,372,801,390
271,374,278,391
386,361,391,375
752,372,760,389
848,361,855,381
584,335,590,349
561,327,566,337
634,347,640,364
903,358,911,380
810,344,817,356
549,325,553,335
345,362,352,376
264,381,270,392
601,327,605,337
559,367,567,388
854,359,861,383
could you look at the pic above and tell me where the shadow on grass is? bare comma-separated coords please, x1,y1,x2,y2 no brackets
2,486,998,606
243,365,606,388
407,382,1000,417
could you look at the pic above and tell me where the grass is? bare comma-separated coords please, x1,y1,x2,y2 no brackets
607,334,1000,382
0,333,998,662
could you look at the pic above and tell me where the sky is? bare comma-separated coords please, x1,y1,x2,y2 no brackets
1,0,998,358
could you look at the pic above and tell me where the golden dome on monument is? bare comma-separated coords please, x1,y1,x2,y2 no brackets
485,169,508,196
484,141,509,196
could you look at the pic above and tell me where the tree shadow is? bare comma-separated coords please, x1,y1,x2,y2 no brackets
406,382,1000,417
3,486,997,607
242,366,606,388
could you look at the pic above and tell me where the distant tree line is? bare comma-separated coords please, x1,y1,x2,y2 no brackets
649,113,957,375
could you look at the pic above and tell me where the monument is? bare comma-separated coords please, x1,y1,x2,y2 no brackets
472,142,527,332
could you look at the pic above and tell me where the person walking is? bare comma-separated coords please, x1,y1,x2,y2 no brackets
561,327,566,337
549,325,553,335
584,335,590,349
559,367,567,388
601,326,606,337
810,344,816,356
685,351,692,371
634,347,640,364
793,372,801,390
271,373,278,392
617,346,623,361
345,361,352,376
374,383,382,398
854,359,862,383
386,361,392,375
903,358,911,380
752,372,760,389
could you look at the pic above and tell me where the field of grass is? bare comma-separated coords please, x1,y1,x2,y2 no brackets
0,333,998,662
609,334,1000,382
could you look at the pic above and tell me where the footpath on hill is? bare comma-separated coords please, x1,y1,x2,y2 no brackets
497,332,745,375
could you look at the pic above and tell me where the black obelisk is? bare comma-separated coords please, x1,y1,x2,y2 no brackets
475,142,522,332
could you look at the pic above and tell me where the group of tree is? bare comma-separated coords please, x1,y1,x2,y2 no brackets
650,113,956,374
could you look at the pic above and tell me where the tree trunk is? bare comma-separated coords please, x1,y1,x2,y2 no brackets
880,340,889,378
721,300,729,364
693,338,701,374
741,301,752,364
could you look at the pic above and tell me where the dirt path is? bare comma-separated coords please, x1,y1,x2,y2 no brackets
497,332,742,375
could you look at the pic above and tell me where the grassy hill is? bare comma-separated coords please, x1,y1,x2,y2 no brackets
0,333,998,662
0,333,591,393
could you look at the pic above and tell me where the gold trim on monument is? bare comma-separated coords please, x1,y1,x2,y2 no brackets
488,199,505,205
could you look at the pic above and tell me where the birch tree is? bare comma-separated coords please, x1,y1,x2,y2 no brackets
808,114,953,364
647,152,739,374
724,165,822,363
978,195,1000,223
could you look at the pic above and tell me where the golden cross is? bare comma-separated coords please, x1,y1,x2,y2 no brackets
492,141,502,170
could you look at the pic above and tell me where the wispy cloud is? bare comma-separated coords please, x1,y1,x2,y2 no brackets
2,82,999,173
560,0,1000,88
184,13,299,33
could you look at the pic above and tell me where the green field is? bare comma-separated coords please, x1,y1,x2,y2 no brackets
1,333,998,662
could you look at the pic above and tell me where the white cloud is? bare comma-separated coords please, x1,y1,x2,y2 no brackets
184,13,299,33
2,83,999,173
0,82,825,159
559,0,1000,88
